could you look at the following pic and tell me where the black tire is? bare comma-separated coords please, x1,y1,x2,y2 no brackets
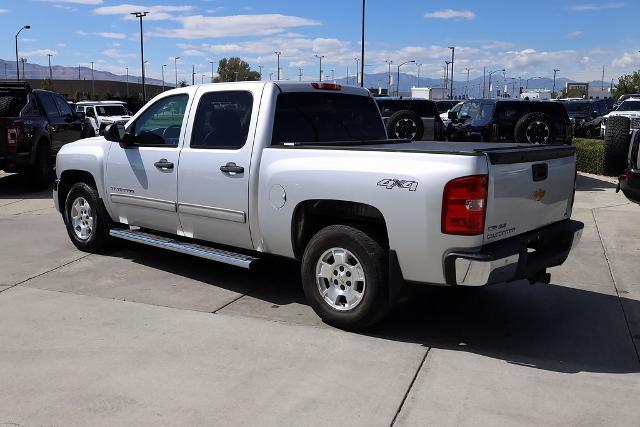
63,182,113,253
27,144,52,189
514,112,555,144
301,225,390,331
602,116,631,176
386,110,424,141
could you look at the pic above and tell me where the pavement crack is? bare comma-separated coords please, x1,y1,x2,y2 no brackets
0,199,24,208
210,288,257,314
390,346,431,427
0,254,93,296
592,209,640,364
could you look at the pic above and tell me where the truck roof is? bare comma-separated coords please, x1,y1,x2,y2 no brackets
157,81,372,97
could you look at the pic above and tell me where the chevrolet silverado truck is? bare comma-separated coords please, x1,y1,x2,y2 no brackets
53,81,584,330
0,81,84,187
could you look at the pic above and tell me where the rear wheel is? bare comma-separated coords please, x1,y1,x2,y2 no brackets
63,182,113,253
27,144,52,189
301,225,389,331
602,116,631,176
386,110,424,141
514,112,555,144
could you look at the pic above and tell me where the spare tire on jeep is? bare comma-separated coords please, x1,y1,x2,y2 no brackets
385,110,424,141
602,116,631,176
514,112,555,144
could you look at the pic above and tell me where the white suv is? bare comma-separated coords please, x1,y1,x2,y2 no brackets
601,98,640,137
76,101,132,137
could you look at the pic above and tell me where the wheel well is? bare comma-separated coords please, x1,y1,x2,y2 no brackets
291,200,389,259
58,170,97,210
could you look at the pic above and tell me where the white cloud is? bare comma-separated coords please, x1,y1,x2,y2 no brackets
612,51,638,68
150,14,320,39
569,3,625,11
76,30,89,36
0,9,10,13
39,0,102,4
93,4,194,21
424,9,476,20
565,31,584,38
182,49,205,57
21,49,58,57
482,40,515,50
102,48,135,59
97,32,126,39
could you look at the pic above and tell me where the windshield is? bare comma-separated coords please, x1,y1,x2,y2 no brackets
458,101,494,121
616,101,640,112
96,105,129,116
564,103,592,113
272,92,387,144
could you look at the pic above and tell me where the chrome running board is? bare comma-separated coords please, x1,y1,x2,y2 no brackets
109,228,258,269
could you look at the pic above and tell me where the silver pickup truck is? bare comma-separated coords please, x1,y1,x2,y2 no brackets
53,81,583,330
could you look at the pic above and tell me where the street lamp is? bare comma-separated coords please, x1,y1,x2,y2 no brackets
464,67,471,98
274,51,282,80
314,54,324,81
397,60,415,96
488,69,505,99
125,67,129,98
15,25,30,80
90,61,95,99
354,57,360,86
385,60,393,94
416,63,422,87
209,60,215,83
46,53,53,82
201,74,205,84
161,64,166,91
258,65,263,81
360,0,366,87
444,61,451,90
131,11,149,102
448,46,455,99
552,69,560,98
174,56,180,87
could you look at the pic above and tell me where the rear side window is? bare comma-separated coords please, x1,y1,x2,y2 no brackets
54,96,73,117
40,94,60,118
272,93,386,144
191,91,253,149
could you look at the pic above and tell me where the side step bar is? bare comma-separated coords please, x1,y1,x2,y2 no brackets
109,228,259,269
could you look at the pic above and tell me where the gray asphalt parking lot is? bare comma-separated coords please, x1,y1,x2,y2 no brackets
1,171,639,426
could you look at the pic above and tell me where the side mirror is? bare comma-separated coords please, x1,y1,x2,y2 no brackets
104,123,129,147
448,110,458,121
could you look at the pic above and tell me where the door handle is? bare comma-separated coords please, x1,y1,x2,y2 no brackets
154,159,174,170
220,162,244,174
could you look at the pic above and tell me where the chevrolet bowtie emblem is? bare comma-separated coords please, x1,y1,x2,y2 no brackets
533,188,546,202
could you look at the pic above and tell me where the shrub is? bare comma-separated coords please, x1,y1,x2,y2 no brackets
574,138,604,175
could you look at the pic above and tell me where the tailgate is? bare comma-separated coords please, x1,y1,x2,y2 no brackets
483,146,576,244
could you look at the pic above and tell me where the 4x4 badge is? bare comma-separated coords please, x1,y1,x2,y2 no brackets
377,179,418,192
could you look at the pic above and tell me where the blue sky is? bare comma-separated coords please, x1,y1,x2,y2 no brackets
1,0,639,82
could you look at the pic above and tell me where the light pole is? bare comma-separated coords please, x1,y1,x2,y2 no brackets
488,69,505,99
298,68,303,81
20,58,26,80
46,53,53,81
385,60,393,94
444,61,451,90
354,57,360,86
125,67,129,98
209,60,215,83
201,74,205,84
174,56,180,87
464,67,470,98
258,65,263,81
15,25,30,80
314,54,324,81
416,63,422,87
90,61,95,99
274,51,282,80
131,11,149,102
525,76,543,89
552,69,560,98
161,64,166,91
360,0,366,87
448,46,455,99
397,60,415,96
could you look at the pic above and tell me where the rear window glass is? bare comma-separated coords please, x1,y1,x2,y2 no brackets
96,105,129,116
617,101,640,111
272,93,386,144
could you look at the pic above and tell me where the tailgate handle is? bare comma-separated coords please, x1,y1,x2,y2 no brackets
532,163,548,182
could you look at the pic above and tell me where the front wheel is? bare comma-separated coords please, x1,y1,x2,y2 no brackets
301,225,389,331
63,182,113,253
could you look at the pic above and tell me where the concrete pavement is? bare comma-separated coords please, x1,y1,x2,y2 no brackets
0,171,639,426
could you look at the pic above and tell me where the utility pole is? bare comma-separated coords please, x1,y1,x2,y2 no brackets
298,68,303,81
601,65,605,91
385,60,393,94
174,57,180,87
90,61,95,99
274,51,282,80
192,64,195,85
258,65,263,81
209,60,215,83
482,66,486,98
3,63,6,80
354,57,360,86
552,68,560,98
125,67,129,98
487,69,504,99
397,60,415,96
78,64,81,81
46,53,53,81
315,54,324,81
465,67,470,98
20,58,26,81
448,46,455,99
15,25,30,80
360,0,365,87
131,11,149,102
161,64,166,91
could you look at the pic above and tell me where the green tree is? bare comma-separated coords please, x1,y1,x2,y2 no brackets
614,70,640,98
214,57,260,82
42,78,53,91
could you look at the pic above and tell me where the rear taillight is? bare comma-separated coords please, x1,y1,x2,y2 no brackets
6,124,22,148
442,175,488,235
311,82,341,91
630,135,640,169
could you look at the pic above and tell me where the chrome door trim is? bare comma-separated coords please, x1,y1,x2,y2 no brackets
178,202,246,223
110,193,177,212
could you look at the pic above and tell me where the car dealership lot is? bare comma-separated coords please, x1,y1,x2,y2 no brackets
0,171,639,426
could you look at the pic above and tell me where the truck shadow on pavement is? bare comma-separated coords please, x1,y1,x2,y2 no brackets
576,174,617,192
115,244,640,376
0,173,51,200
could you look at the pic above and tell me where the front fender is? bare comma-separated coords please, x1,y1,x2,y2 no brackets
55,138,112,202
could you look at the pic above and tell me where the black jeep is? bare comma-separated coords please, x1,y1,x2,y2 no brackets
558,99,608,138
375,98,445,141
448,99,572,144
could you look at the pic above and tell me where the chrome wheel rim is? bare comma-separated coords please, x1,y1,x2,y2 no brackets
525,121,550,144
394,118,417,139
315,247,366,311
70,197,94,241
